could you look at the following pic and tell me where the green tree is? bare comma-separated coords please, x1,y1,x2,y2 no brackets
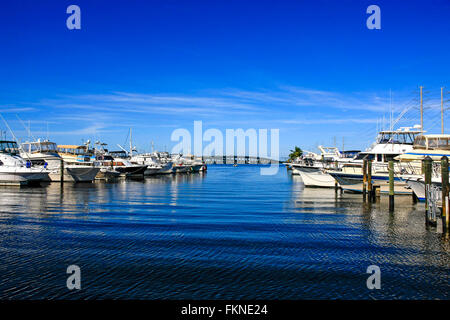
288,146,303,162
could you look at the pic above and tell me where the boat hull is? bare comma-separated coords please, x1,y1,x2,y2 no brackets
49,166,100,182
115,165,147,177
0,169,49,186
95,167,122,180
144,167,163,175
329,172,412,195
173,165,190,173
295,166,336,188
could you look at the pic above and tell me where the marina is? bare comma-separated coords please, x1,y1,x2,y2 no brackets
1,0,449,305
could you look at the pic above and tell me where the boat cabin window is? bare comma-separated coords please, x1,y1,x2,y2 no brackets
0,141,20,155
341,150,360,158
40,142,57,153
57,147,87,155
384,154,399,162
354,153,374,161
96,155,114,161
414,136,450,150
414,136,427,148
376,154,382,162
110,151,127,158
436,137,450,149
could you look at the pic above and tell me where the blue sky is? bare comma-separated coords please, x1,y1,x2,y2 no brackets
0,0,449,156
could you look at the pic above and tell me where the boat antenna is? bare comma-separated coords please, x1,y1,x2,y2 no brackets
0,113,30,157
441,87,445,134
389,89,393,131
0,114,19,142
16,114,37,142
129,127,133,157
420,85,424,131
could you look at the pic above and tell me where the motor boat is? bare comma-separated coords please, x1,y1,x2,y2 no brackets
327,126,423,194
21,140,99,182
0,140,50,186
291,146,360,187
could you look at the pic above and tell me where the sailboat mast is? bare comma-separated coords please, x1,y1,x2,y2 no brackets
129,128,133,157
420,86,423,131
441,87,444,134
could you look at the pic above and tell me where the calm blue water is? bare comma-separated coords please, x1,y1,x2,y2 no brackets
0,165,448,299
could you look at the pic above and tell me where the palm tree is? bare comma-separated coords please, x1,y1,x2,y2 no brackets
288,146,303,162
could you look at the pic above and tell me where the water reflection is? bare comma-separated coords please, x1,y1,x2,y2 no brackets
0,167,448,299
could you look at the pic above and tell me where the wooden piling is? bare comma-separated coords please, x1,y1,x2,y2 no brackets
424,156,432,225
363,159,367,201
441,156,449,231
367,160,373,202
389,160,394,211
60,158,64,183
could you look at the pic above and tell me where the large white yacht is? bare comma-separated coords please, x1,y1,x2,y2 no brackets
397,134,450,201
0,140,50,186
327,126,423,194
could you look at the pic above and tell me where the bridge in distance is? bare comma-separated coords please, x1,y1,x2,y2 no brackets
201,155,287,165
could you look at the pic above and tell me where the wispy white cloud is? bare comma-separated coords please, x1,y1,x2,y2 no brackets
0,107,35,113
34,86,409,119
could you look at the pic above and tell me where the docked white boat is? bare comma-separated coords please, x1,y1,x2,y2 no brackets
0,140,50,186
21,140,99,182
291,147,360,187
396,134,450,201
130,153,174,175
327,127,423,195
54,144,100,182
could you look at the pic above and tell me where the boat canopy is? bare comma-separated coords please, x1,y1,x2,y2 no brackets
22,141,57,153
0,141,19,155
413,135,450,150
376,130,421,145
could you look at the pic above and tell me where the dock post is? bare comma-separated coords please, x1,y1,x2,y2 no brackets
441,156,449,232
363,159,367,201
424,156,432,225
375,185,381,202
367,160,373,202
389,160,394,211
60,159,64,184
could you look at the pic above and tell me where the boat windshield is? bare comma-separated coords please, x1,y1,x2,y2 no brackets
376,132,418,145
341,150,360,158
0,141,20,155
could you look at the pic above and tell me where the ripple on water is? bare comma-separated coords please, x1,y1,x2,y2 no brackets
0,166,449,299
